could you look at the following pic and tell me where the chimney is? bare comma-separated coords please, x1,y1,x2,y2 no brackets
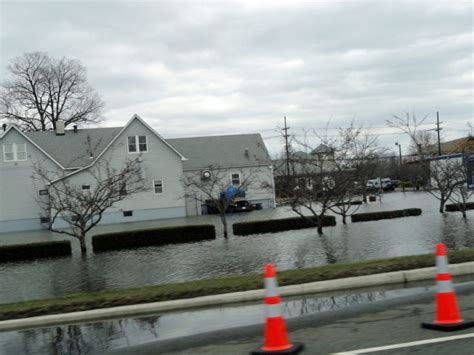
55,120,65,136
2,123,6,132
73,125,78,133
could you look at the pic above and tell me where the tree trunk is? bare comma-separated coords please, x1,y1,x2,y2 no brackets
342,215,347,224
439,196,445,213
220,213,228,238
317,215,323,235
79,233,87,254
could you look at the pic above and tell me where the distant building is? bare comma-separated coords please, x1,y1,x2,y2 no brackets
272,144,336,195
426,136,474,188
428,136,474,155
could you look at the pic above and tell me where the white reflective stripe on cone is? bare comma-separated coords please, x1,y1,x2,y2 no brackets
265,303,282,318
264,278,279,297
437,280,454,293
436,256,449,274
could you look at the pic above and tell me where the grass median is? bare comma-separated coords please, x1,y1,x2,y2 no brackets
1,247,474,321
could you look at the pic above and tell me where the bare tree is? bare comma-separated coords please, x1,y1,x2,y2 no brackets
279,131,338,234
386,112,430,155
427,157,466,214
338,122,383,202
1,52,103,131
407,131,437,156
277,122,380,233
33,157,147,254
446,159,472,219
329,170,361,224
183,166,255,238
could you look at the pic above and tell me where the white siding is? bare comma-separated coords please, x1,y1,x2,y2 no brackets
0,129,63,230
54,119,186,221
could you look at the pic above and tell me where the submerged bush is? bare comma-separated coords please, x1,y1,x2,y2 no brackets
351,208,422,223
0,241,72,263
445,202,474,212
92,225,216,252
233,215,336,236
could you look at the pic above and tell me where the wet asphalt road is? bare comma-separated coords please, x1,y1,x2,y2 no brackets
108,283,474,355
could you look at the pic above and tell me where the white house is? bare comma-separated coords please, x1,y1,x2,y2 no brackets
0,115,275,233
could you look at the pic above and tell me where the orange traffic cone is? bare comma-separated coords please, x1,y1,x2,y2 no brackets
421,243,474,331
251,263,304,354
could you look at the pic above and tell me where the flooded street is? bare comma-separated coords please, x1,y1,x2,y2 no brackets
0,191,473,304
1,277,474,355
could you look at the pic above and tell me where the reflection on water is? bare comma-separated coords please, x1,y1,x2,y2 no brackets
0,192,472,304
0,284,437,355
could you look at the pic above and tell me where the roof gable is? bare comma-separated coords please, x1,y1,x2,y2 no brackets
50,114,187,183
0,125,64,169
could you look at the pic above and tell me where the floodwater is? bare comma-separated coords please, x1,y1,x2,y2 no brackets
0,191,473,304
5,279,474,355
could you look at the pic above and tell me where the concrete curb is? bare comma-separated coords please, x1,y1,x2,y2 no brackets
1,261,473,332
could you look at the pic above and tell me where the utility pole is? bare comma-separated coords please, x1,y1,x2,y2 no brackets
435,112,442,156
283,116,291,178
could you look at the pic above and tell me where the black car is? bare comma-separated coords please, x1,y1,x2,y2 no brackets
226,199,254,213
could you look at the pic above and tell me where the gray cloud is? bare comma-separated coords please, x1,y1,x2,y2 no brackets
1,0,472,156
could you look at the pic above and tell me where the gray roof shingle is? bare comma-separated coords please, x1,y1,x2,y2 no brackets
23,127,271,171
168,134,271,170
25,127,122,168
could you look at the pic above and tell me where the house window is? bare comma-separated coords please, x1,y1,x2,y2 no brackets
231,173,241,186
128,136,137,153
128,135,148,153
39,189,49,196
82,185,90,191
2,143,27,162
123,211,133,217
40,216,50,224
138,135,147,152
153,180,163,194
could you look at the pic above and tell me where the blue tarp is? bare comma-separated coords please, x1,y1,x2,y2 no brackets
220,186,246,200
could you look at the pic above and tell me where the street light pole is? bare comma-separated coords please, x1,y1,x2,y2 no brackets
395,142,405,193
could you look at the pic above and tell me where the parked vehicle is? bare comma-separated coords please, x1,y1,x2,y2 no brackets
205,186,255,214
226,198,254,213
366,178,394,192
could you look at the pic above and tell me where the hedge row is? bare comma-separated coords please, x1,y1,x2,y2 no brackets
92,225,216,253
336,200,363,206
0,241,72,263
233,215,337,236
445,202,474,212
351,208,422,223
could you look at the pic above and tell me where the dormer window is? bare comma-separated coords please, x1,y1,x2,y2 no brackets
128,135,148,153
3,143,27,162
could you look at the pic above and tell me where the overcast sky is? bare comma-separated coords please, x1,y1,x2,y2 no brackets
1,0,472,156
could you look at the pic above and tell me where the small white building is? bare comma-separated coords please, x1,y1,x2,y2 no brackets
0,115,275,233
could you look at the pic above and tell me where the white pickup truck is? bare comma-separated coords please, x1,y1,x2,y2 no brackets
366,178,394,192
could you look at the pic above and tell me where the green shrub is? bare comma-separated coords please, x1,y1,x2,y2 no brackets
351,208,422,223
445,202,474,212
233,215,336,236
402,181,413,188
0,241,72,263
92,225,216,253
